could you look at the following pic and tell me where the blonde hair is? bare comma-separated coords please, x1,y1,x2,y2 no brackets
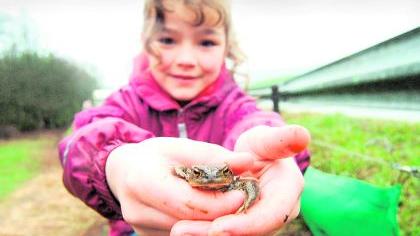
142,0,245,73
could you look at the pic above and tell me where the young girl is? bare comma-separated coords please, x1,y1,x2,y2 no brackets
58,0,311,235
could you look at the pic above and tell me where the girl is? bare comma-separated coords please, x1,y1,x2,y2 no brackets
58,0,311,235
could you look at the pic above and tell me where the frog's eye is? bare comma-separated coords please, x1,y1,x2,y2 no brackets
221,166,232,175
192,167,203,176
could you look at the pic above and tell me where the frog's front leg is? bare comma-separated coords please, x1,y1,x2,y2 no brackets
174,166,189,178
230,177,259,213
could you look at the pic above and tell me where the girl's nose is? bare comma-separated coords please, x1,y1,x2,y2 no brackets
175,44,197,70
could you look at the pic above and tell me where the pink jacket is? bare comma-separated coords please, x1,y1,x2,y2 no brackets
58,56,310,236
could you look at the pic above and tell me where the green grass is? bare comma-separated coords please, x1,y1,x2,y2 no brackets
0,139,49,199
284,112,419,236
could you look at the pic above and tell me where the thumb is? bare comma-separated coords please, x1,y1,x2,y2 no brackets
235,125,311,160
170,220,210,236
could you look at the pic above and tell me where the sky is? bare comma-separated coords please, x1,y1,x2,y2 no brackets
1,0,420,88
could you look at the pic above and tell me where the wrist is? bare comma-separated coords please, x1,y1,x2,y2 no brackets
105,143,137,201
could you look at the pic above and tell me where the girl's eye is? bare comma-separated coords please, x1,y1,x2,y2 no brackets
200,40,216,47
159,37,175,45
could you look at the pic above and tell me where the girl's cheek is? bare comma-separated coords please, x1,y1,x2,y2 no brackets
199,53,224,72
158,51,176,70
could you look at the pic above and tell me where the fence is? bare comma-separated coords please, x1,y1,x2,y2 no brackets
249,27,420,121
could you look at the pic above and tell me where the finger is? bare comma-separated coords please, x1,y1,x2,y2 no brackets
209,160,303,235
220,152,255,174
235,125,310,160
211,195,298,235
180,151,254,174
209,189,300,236
119,195,178,230
286,201,301,224
157,138,254,173
170,220,211,236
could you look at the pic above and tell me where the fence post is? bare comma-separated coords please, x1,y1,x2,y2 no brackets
271,85,280,113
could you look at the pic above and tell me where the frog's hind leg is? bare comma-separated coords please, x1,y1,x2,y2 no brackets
234,178,259,213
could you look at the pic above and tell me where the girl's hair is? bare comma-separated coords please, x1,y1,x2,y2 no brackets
142,0,245,73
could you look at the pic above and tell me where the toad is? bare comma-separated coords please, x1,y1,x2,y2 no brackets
174,164,259,213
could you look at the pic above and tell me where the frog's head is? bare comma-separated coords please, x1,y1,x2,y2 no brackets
178,164,235,189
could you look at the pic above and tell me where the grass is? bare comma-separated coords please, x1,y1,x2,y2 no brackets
283,112,420,236
0,138,50,199
0,116,418,235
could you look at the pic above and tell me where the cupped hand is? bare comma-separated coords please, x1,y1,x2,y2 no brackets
171,125,310,236
106,137,254,235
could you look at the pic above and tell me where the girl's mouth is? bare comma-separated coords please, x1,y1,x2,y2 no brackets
170,74,199,80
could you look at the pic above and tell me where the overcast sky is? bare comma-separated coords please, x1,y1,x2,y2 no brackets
1,0,420,88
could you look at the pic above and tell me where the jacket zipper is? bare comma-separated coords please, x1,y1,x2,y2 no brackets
177,108,187,138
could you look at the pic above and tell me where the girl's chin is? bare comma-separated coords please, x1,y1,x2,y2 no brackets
172,94,196,101
164,84,206,101
170,91,200,101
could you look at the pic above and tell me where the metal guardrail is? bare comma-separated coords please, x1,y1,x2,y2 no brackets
280,27,420,94
247,28,420,179
248,27,420,113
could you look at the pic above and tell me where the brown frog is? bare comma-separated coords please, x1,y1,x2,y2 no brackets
174,164,259,213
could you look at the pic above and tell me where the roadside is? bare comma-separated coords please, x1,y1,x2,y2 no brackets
0,130,310,236
0,131,106,236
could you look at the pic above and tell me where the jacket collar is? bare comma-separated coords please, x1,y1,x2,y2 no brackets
129,55,237,112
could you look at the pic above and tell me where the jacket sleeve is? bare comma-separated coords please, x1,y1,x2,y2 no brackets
58,89,154,219
222,99,311,173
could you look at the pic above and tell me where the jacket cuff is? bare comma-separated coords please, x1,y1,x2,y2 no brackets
61,118,154,220
92,140,126,219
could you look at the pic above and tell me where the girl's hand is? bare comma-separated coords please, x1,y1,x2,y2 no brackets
106,137,254,235
170,125,310,236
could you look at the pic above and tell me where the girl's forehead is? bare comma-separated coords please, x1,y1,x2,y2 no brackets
162,13,225,36
162,0,224,28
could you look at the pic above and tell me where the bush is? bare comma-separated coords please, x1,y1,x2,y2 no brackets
0,50,97,131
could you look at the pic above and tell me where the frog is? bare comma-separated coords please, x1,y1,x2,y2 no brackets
174,163,259,213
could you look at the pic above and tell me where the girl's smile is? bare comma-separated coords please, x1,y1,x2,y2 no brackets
169,73,202,81
168,73,203,88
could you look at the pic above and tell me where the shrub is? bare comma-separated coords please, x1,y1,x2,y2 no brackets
0,50,97,131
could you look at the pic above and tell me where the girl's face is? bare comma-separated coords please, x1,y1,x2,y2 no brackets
146,4,227,102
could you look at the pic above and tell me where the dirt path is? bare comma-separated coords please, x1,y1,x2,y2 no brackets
0,131,106,236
